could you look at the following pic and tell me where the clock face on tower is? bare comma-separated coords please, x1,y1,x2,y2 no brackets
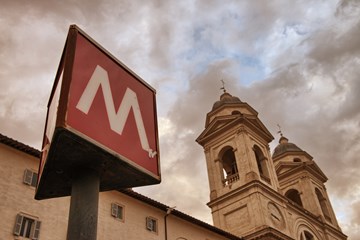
267,202,285,229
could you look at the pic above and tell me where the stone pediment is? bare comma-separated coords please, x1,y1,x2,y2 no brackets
276,161,328,182
276,162,301,175
246,116,272,137
196,115,238,145
237,114,274,142
196,114,273,145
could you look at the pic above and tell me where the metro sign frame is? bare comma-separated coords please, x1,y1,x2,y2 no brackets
35,25,160,200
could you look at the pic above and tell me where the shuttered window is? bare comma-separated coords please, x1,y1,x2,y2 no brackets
23,169,38,187
111,203,124,221
146,217,157,233
13,214,41,239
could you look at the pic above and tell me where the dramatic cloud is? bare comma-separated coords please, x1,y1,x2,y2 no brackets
1,0,359,238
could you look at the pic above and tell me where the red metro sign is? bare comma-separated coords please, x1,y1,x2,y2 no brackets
74,65,157,158
36,25,160,200
68,33,159,175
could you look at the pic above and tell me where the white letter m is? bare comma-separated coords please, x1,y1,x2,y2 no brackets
76,65,157,158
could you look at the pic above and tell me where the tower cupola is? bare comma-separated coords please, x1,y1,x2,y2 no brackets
272,135,304,159
212,92,242,111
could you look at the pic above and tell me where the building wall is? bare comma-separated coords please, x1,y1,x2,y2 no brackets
0,142,238,240
0,143,69,240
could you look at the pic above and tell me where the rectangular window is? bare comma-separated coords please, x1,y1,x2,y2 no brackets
111,203,124,221
14,214,41,239
23,169,38,187
146,217,157,233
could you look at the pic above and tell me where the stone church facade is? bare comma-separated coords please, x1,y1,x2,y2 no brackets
0,91,347,240
196,91,347,240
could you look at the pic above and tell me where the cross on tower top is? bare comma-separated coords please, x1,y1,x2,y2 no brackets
277,124,283,137
220,79,226,93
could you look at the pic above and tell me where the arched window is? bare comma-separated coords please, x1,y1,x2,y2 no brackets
315,188,331,222
220,147,239,186
293,158,302,162
232,110,241,115
300,230,314,240
285,189,303,207
253,145,270,183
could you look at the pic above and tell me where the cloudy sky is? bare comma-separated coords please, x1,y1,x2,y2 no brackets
1,0,359,238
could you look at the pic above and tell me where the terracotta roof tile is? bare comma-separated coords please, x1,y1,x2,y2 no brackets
0,133,40,158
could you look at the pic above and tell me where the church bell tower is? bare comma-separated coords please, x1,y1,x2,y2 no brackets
196,90,347,240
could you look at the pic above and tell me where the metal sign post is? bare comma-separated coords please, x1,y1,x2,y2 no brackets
67,169,99,240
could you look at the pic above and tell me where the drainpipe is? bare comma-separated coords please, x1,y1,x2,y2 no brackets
164,206,176,240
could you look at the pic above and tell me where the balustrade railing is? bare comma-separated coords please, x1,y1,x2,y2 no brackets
223,173,239,186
